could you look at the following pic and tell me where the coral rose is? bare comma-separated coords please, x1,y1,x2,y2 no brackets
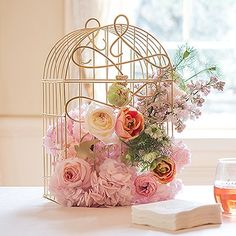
153,157,176,184
115,107,144,141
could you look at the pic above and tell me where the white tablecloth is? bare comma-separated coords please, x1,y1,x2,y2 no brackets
0,186,235,236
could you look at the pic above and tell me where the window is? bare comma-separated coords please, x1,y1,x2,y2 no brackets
132,0,236,137
66,0,236,184
67,0,236,137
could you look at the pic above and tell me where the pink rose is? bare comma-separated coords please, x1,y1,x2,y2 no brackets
133,175,182,204
115,107,144,141
50,158,92,189
133,173,159,204
170,140,191,171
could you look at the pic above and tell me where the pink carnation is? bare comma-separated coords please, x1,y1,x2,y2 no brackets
43,126,60,156
43,106,94,158
155,179,182,201
76,191,95,207
49,186,85,207
89,159,134,206
94,141,126,161
170,139,191,171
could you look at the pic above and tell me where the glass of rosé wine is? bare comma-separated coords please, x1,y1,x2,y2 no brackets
214,158,236,215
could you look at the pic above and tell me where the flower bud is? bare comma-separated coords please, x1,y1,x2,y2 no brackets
107,83,130,107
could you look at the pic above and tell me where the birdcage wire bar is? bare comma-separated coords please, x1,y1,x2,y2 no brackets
42,15,174,201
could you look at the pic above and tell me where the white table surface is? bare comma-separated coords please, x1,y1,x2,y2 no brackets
0,186,235,236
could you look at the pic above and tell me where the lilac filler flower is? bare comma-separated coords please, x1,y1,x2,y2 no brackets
192,94,205,107
210,76,225,91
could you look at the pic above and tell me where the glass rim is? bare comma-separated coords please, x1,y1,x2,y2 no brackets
218,158,236,163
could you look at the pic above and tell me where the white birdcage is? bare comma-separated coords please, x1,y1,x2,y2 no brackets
42,15,173,203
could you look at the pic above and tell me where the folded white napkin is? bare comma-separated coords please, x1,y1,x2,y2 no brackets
132,199,222,231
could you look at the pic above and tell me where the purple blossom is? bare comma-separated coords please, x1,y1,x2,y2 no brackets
136,73,225,133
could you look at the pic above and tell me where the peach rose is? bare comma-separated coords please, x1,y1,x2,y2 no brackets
153,157,176,184
115,107,144,141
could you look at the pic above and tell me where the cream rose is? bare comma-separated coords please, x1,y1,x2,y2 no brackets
84,102,117,144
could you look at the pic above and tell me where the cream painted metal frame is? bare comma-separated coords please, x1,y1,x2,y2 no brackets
42,15,174,202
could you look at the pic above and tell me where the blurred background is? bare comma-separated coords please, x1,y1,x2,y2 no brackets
0,0,236,186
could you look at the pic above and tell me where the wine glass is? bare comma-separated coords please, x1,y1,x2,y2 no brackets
214,158,236,215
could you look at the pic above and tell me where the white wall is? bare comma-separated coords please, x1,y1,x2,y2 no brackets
0,0,64,115
179,138,236,185
0,0,64,185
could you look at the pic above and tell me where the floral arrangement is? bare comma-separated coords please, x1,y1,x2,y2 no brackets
44,46,224,207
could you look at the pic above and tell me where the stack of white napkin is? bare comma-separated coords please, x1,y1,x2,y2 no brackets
132,199,222,231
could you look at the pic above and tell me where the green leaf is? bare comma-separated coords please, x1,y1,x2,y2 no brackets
183,50,190,59
150,160,157,170
173,72,188,91
208,66,217,71
74,139,99,159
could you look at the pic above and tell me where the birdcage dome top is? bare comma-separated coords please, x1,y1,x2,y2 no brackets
43,15,172,81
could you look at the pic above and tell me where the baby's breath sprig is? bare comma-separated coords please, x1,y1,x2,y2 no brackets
173,45,198,72
123,125,171,171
